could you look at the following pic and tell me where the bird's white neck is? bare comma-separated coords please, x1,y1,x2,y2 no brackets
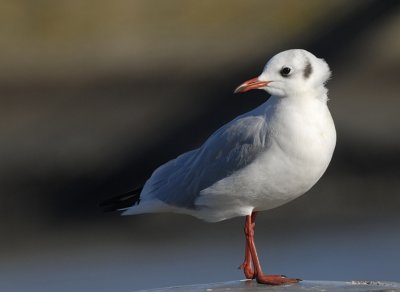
289,85,329,102
268,85,328,106
263,90,329,122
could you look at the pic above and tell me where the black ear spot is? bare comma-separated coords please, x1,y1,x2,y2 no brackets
304,61,313,79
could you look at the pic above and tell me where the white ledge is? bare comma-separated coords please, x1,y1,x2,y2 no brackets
137,280,400,292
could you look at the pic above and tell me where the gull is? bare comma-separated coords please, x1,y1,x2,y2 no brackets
101,49,336,285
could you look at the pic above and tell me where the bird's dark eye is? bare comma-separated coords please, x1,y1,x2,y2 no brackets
280,67,292,77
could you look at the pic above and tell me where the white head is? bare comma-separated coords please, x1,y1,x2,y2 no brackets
235,49,331,99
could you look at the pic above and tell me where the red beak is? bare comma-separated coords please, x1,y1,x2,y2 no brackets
234,77,270,93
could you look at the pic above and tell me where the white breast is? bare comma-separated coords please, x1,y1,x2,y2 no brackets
253,98,336,210
195,96,336,221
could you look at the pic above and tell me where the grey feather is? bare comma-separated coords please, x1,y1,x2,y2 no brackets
141,104,271,208
303,61,313,79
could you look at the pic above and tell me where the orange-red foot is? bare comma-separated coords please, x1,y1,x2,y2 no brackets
255,274,301,285
239,262,255,279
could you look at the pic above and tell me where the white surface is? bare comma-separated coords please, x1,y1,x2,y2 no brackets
138,280,400,292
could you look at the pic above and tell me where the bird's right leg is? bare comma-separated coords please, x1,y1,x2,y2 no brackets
245,211,300,285
239,214,256,279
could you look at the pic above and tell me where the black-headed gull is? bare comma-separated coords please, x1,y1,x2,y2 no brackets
102,49,336,285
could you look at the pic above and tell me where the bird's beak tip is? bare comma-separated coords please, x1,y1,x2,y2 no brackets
233,86,244,94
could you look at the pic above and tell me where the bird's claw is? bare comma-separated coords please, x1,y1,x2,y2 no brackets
255,274,301,285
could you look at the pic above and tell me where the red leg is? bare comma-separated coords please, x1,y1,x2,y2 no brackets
239,215,255,279
241,213,273,280
244,211,301,285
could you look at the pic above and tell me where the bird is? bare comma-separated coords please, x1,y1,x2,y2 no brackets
101,49,336,285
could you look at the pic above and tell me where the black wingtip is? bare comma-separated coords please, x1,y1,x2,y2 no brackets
99,187,143,213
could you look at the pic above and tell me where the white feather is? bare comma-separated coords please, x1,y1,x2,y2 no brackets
123,49,336,222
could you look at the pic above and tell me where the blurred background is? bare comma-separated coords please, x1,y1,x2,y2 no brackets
1,0,400,291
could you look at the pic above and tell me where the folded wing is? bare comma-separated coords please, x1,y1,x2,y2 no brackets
141,113,270,209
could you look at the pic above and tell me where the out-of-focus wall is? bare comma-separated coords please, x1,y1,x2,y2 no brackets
1,0,365,227
0,1,400,290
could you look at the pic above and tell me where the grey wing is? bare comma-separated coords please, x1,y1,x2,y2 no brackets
141,115,269,208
